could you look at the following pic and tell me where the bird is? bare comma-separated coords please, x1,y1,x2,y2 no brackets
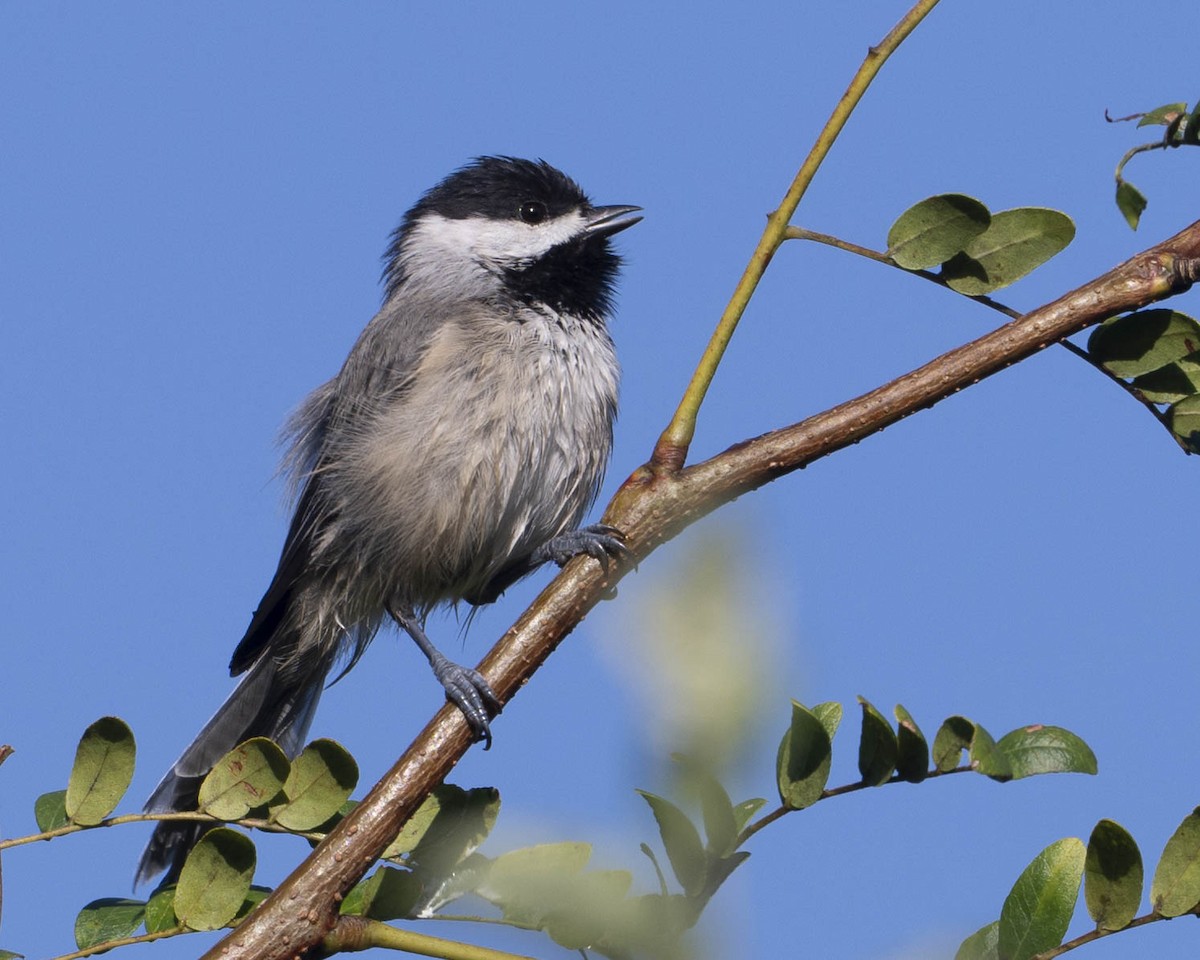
136,156,642,886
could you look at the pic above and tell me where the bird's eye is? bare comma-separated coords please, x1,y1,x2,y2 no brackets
519,201,548,225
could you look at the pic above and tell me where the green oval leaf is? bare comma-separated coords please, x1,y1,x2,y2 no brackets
941,208,1075,294
34,789,69,832
776,701,833,809
174,827,257,930
272,738,358,831
1085,819,1142,931
887,193,991,270
933,716,975,772
1137,102,1188,128
969,723,1013,781
1168,393,1200,453
995,725,1097,779
143,884,179,934
197,738,289,820
998,837,1085,960
894,704,929,783
1087,309,1200,378
1130,355,1200,404
857,696,898,786
732,797,767,833
955,920,1000,960
636,791,706,897
1152,806,1200,917
74,898,145,949
65,717,136,826
382,784,500,868
675,757,737,858
1116,179,1148,230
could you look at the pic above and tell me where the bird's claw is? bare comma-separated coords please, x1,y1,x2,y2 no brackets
432,658,502,748
535,523,630,570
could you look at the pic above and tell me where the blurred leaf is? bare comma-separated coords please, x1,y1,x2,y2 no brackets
955,920,1000,960
272,738,358,831
673,757,737,857
996,725,1097,779
340,867,421,920
731,797,767,833
198,738,289,821
479,843,594,926
637,791,706,897
65,717,136,826
174,828,256,931
894,704,929,783
143,885,179,934
941,208,1075,294
887,193,991,270
0,951,23,960
1168,394,1200,453
776,701,833,809
74,898,145,949
1137,102,1187,127
1151,806,1200,916
383,785,499,871
998,837,1085,960
1085,819,1142,931
1115,179,1148,230
969,723,1012,781
542,868,636,951
1088,309,1200,378
857,697,897,786
34,790,68,832
933,716,975,772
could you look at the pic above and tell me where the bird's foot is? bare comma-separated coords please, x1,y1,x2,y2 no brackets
533,523,629,569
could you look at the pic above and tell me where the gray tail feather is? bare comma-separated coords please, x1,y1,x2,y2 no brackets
135,651,328,887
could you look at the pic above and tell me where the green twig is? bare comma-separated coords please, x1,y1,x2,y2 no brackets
47,926,185,960
325,916,538,960
651,0,943,472
737,764,972,848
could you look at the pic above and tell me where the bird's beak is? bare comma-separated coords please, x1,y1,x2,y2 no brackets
584,205,644,238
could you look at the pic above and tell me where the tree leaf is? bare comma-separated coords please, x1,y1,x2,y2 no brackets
1115,179,1148,230
887,193,991,270
383,784,500,870
969,723,1012,781
731,797,767,833
197,738,289,821
933,716,975,772
143,885,179,933
636,791,706,897
941,208,1075,294
174,827,256,930
1151,806,1200,916
998,837,1085,960
272,738,358,831
776,700,833,809
1087,309,1200,378
681,759,738,857
34,790,68,832
1084,819,1142,931
894,704,929,783
996,725,1097,779
1136,102,1188,127
64,717,136,826
954,920,1000,960
1168,394,1200,453
1130,354,1200,404
340,866,421,920
74,898,145,949
857,696,897,786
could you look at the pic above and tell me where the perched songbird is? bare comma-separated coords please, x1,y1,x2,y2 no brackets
137,157,641,885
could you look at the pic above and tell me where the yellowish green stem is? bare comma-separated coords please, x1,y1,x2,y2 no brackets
652,0,943,471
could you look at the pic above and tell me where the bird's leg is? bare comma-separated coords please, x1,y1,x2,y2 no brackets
387,604,502,747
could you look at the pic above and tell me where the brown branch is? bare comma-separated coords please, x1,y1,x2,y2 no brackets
202,226,1200,960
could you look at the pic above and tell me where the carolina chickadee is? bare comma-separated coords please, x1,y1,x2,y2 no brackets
137,157,641,884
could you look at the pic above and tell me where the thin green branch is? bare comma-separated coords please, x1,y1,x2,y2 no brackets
324,916,538,960
786,225,1177,438
652,0,943,471
47,926,185,960
737,764,972,847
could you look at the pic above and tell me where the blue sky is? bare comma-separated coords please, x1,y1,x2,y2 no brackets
4,2,1200,958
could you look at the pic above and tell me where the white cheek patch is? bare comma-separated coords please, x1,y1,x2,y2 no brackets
410,211,587,267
